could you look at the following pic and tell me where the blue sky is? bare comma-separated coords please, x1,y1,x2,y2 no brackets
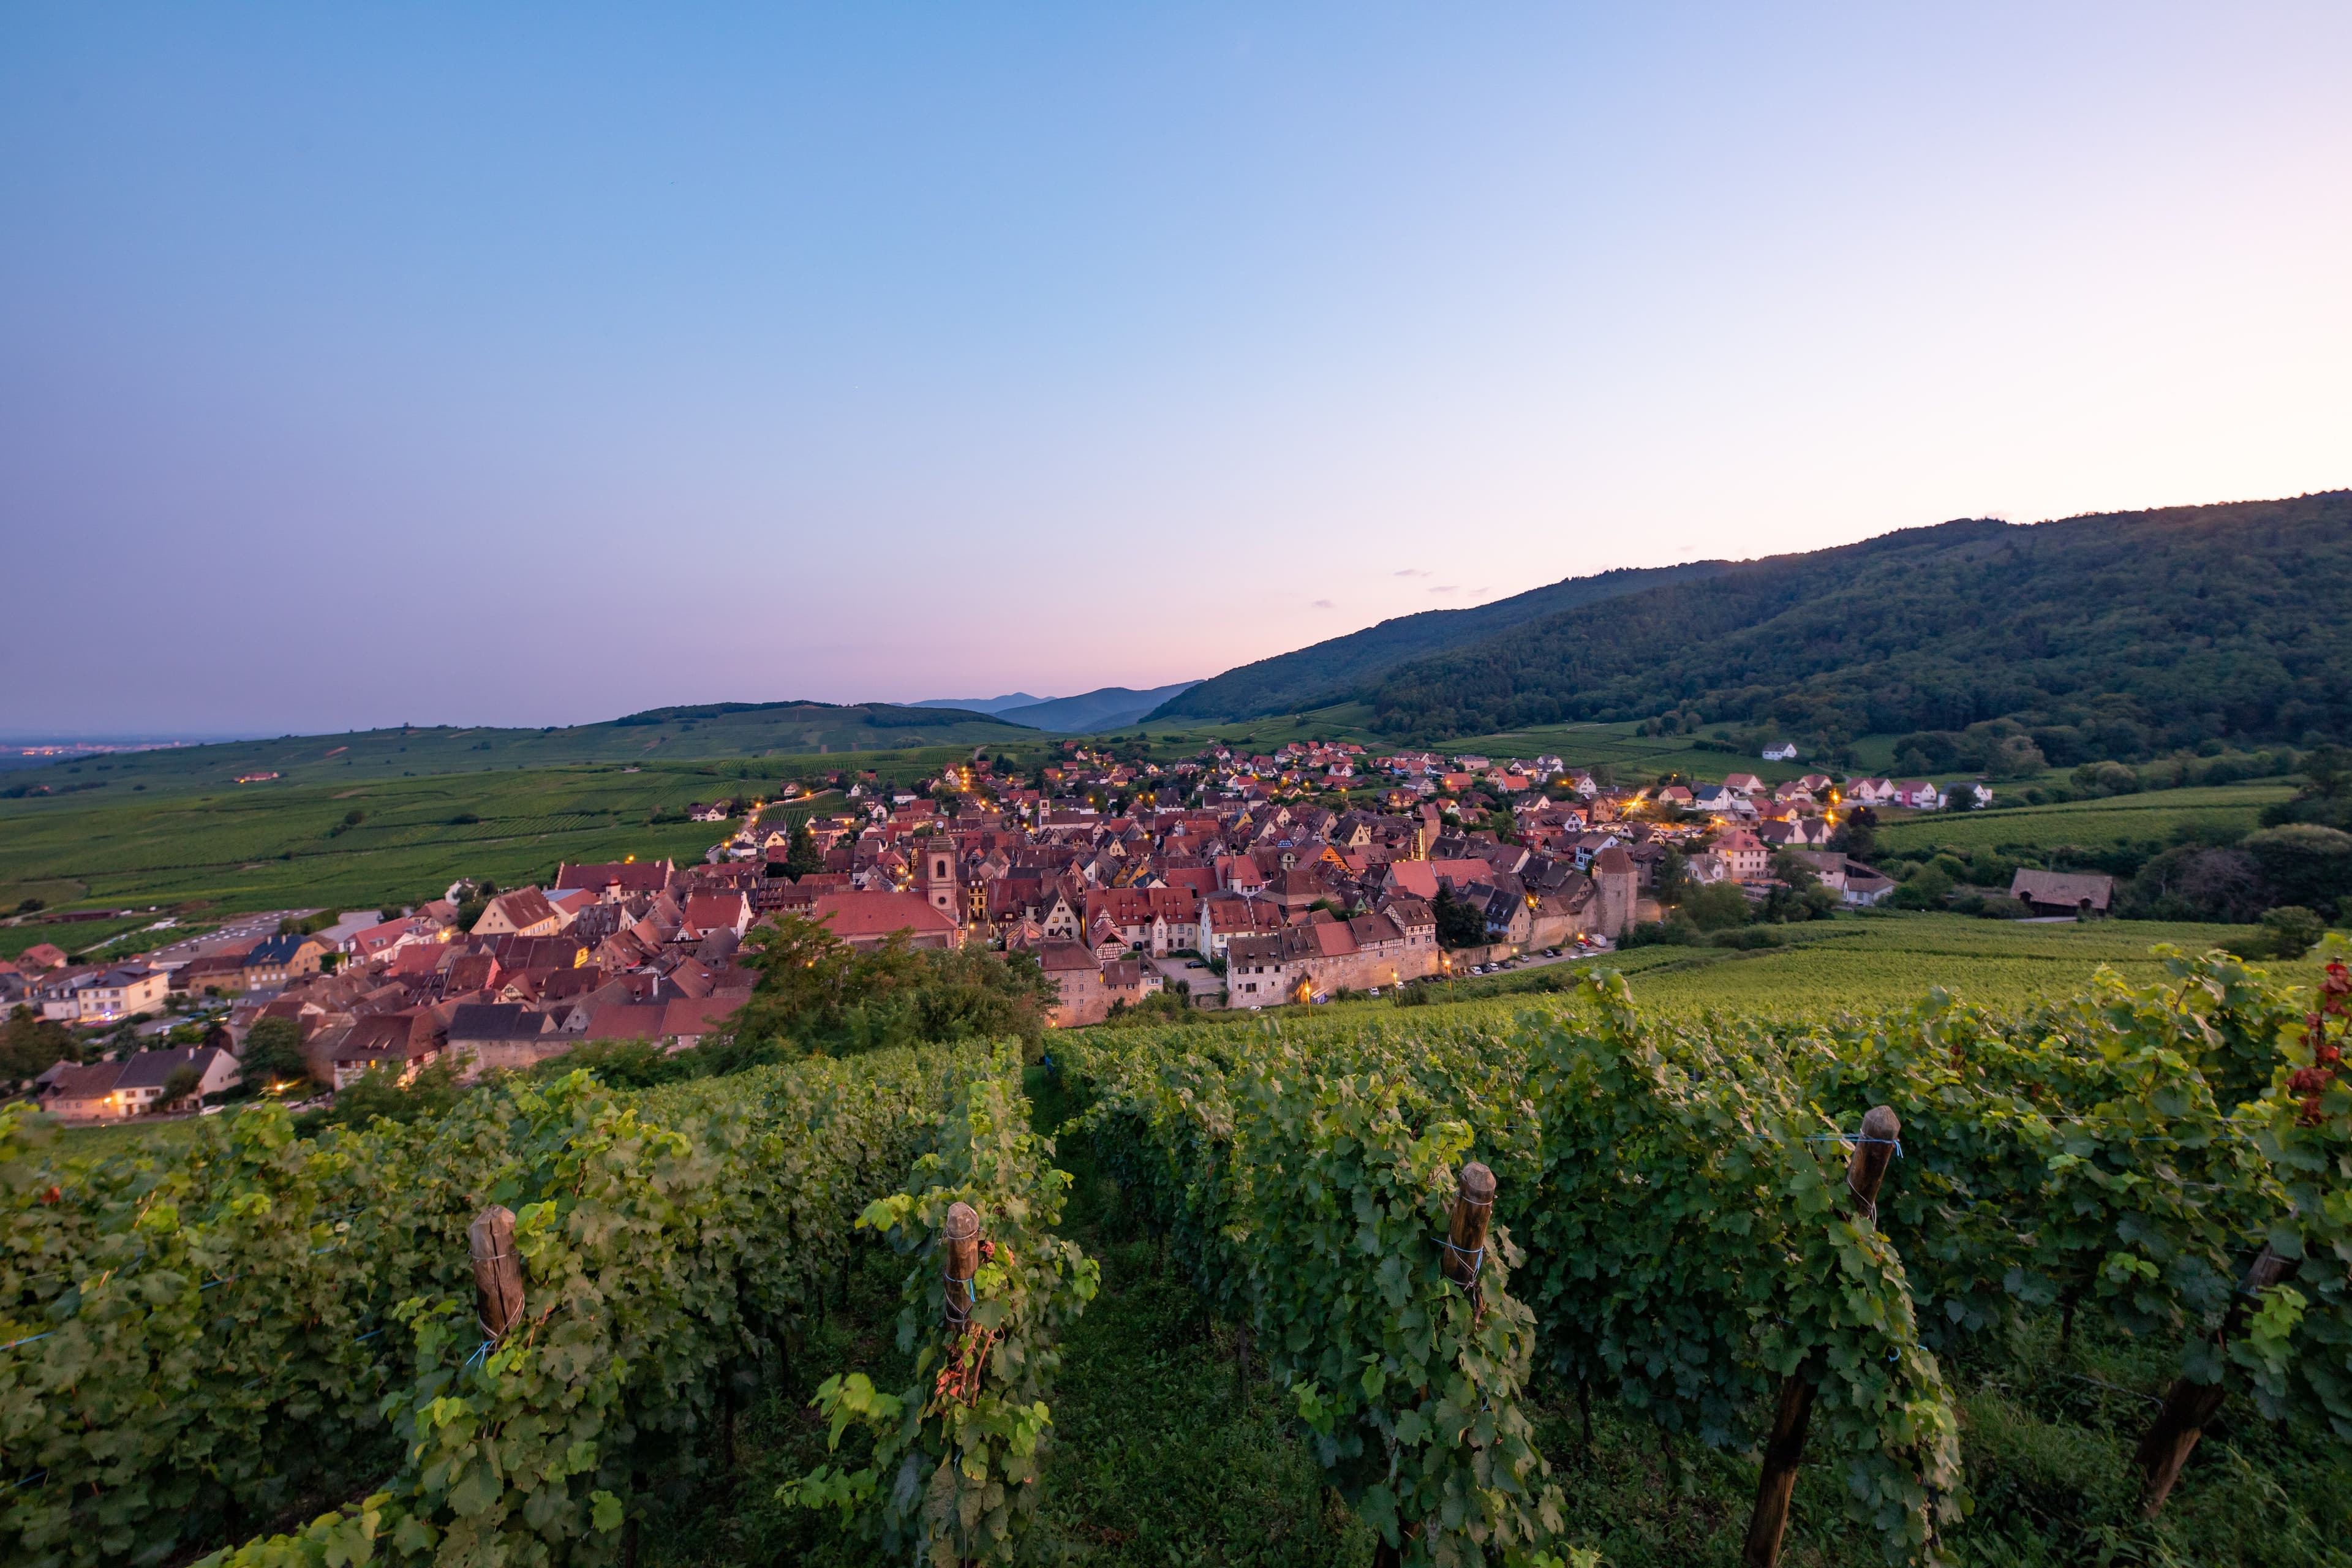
4,4,2348,735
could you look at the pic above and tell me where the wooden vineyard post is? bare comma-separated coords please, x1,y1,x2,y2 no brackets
943,1201,981,1337
2134,1245,2299,1514
1373,1163,1500,1568
1444,1161,1496,1295
1741,1105,1901,1568
470,1204,525,1339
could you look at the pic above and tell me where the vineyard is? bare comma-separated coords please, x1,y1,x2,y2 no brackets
4,946,2350,1566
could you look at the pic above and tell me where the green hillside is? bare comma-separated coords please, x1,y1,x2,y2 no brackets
1147,560,1731,722
1360,492,2351,749
2,701,1020,799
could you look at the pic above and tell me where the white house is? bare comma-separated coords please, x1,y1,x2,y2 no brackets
1761,742,1800,762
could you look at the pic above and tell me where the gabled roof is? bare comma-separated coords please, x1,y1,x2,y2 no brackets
2010,869,2114,910
808,891,957,940
477,888,563,933
447,1002,551,1041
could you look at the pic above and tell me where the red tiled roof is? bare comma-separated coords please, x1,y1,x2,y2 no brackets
809,891,957,940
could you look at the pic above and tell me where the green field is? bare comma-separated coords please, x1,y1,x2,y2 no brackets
1874,782,2294,854
0,914,217,963
1150,914,2329,1037
0,766,845,915
1616,912,2320,1016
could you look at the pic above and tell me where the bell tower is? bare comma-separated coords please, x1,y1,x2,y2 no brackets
921,837,960,924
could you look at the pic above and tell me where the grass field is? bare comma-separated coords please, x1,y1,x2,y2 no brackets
1874,782,2295,854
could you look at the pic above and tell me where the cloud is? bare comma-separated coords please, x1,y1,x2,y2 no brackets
1311,598,1335,609
1428,585,1458,595
1393,568,1431,578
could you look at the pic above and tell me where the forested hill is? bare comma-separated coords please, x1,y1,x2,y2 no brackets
1362,491,2352,752
1146,560,1731,722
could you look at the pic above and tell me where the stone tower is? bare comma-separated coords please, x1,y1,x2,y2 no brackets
1591,844,1638,940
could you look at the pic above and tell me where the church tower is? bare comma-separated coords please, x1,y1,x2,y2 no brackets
921,837,960,925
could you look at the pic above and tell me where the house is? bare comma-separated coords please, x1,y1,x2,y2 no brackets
1757,817,1833,851
328,1014,442,1089
655,993,750,1049
555,860,677,902
14,943,68,972
345,916,439,968
42,1047,240,1120
443,1003,568,1076
1723,773,1766,796
239,934,330,989
1713,829,1773,883
1197,894,1284,958
70,964,169,1022
807,890,964,951
1847,778,1899,806
1890,780,1945,811
677,892,753,941
1841,869,1898,907
1761,742,1800,761
2010,870,2114,919
470,889,575,938
40,1062,130,1121
1223,908,1439,1008
1036,941,1158,1027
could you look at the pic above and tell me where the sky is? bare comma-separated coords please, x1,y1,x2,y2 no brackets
4,4,2349,736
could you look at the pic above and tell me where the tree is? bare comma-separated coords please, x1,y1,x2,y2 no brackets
1679,883,1753,931
160,1063,203,1108
241,1016,311,1090
2258,906,2326,960
730,914,1058,1058
308,1060,462,1133
0,1005,75,1084
1653,848,1689,905
1986,735,2048,779
2242,825,2352,913
1833,806,1880,863
783,821,824,878
1888,865,1956,911
1429,886,1487,949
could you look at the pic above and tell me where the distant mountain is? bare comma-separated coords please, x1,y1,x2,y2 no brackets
1358,492,2352,753
911,693,1050,715
995,683,1204,733
1146,563,1732,722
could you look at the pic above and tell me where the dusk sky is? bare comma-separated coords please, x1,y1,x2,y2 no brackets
4,4,2348,737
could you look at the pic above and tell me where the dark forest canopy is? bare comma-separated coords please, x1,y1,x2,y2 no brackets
1227,491,2350,754
1148,560,1731,722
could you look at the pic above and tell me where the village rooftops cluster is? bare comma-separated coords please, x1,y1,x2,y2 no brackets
3,739,1991,1119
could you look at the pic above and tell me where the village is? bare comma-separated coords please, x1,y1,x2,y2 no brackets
1,739,1981,1121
